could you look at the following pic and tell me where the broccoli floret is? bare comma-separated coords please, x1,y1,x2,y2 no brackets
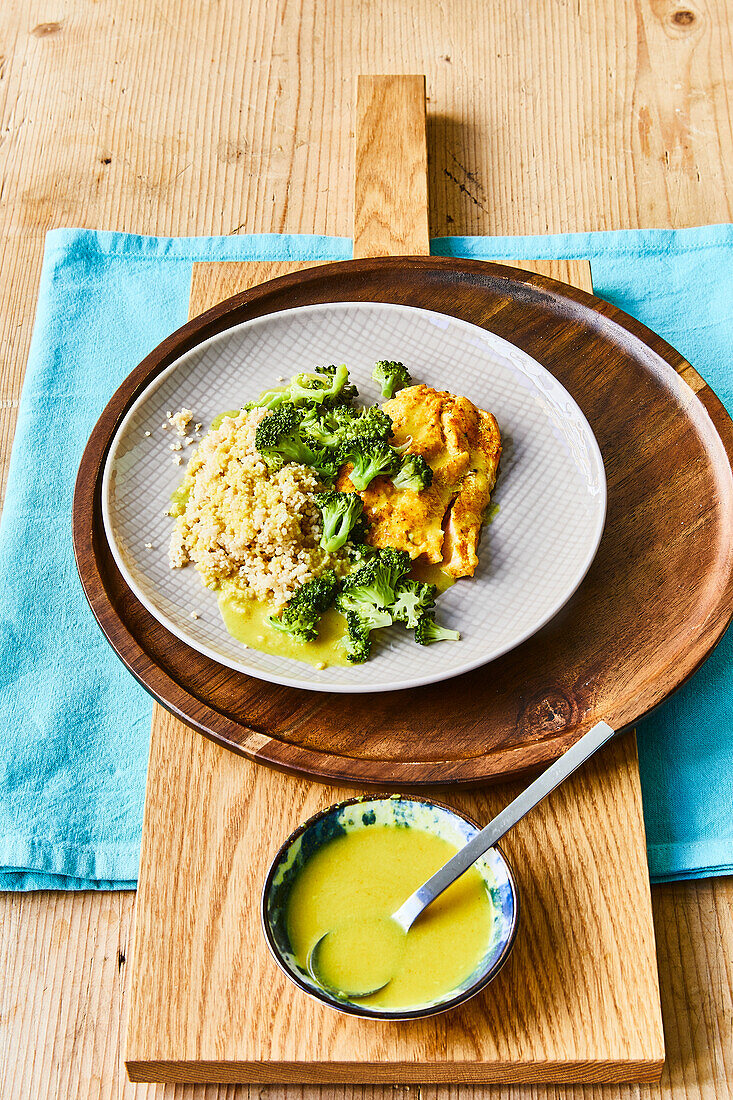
251,365,358,417
268,571,338,641
348,603,392,631
255,402,299,444
339,438,399,491
340,601,392,664
341,610,374,663
338,547,411,614
373,546,413,586
288,363,357,407
313,364,360,405
346,405,394,444
414,613,461,645
255,404,338,480
314,490,364,552
244,388,289,411
309,449,340,481
392,454,433,492
392,580,437,629
373,360,412,400
300,404,392,452
299,405,359,447
336,580,383,619
337,548,411,664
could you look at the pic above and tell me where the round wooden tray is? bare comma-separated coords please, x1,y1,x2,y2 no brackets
74,257,733,786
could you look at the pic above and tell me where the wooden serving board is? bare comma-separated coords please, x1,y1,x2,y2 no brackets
121,76,664,1085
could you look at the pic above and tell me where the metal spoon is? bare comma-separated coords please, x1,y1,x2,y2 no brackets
308,719,616,999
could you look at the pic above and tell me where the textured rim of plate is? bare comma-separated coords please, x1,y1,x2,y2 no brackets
101,301,607,693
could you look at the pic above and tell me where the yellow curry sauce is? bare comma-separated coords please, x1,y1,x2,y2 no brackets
286,824,495,1010
217,562,455,668
217,582,350,668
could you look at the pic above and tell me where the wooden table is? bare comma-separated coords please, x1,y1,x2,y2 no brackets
1,2,732,1096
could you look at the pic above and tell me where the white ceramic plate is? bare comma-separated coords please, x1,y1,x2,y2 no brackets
102,301,606,693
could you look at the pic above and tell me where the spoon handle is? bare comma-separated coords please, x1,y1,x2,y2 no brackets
392,720,616,931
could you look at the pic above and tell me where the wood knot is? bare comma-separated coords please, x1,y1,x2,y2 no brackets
31,21,62,37
518,688,577,739
671,9,695,25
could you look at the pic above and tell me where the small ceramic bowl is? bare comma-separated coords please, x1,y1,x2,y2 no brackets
261,795,519,1020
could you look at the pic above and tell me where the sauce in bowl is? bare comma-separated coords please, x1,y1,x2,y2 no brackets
286,823,495,1010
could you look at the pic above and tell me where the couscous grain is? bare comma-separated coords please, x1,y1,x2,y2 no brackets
168,408,350,608
170,407,193,436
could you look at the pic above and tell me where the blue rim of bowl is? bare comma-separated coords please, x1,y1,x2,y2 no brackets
260,794,520,1021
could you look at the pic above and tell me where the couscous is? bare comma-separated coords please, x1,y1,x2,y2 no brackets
168,407,350,610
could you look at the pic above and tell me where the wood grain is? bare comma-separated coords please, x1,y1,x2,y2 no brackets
1,1,733,1098
73,255,733,786
127,711,662,1084
354,76,430,257
2,880,731,1099
2,0,732,515
0,891,136,1100
123,77,662,1084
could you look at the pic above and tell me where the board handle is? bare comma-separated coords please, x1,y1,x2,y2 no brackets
354,75,430,259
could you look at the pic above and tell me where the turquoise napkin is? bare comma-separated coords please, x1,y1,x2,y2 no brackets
1,225,732,889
